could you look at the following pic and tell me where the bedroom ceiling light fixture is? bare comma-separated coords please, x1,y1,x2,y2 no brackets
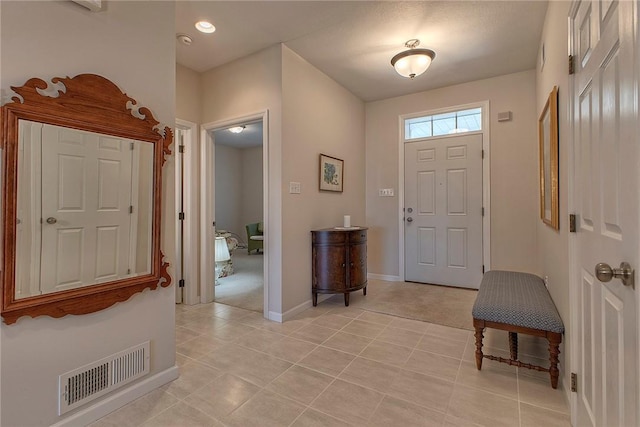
390,39,436,79
228,125,245,134
195,20,216,34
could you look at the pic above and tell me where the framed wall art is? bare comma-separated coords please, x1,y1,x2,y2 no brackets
539,86,559,230
319,154,343,192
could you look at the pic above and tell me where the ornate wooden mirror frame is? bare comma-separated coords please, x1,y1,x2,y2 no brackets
1,74,171,324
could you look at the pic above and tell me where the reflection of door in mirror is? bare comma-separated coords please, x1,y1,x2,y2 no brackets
15,120,154,299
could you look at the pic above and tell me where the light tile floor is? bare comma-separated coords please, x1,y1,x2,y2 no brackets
93,300,571,427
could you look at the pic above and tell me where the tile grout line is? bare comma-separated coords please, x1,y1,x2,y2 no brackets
517,366,522,427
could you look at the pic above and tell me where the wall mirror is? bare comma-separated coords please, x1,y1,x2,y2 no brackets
539,86,559,230
1,74,172,324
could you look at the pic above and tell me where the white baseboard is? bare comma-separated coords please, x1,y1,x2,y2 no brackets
269,295,333,323
51,365,179,427
267,310,283,323
368,273,402,282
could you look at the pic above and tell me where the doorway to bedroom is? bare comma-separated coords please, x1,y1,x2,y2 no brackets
212,120,264,313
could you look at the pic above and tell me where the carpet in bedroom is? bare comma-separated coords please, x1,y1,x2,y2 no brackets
214,250,263,312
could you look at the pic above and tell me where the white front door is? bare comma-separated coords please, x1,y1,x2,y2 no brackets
572,0,638,426
404,133,483,289
40,124,134,294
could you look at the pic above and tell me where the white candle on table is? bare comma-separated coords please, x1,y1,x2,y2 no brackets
343,215,351,228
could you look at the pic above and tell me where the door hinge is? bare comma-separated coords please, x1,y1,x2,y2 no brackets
179,145,185,154
482,265,485,273
129,205,134,214
571,372,577,392
130,142,134,150
179,279,185,288
178,212,185,221
481,207,485,216
569,214,577,232
569,55,575,75
127,268,131,274
481,149,485,159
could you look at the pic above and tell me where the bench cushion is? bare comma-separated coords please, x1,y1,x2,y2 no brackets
472,270,564,334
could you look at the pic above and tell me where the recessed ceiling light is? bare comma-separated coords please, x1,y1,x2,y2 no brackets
195,20,216,34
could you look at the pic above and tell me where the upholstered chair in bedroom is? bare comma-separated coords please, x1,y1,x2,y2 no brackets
245,222,264,254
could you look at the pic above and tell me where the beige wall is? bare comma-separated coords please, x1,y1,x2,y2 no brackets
535,0,572,393
199,45,365,315
200,45,284,313
365,70,539,278
0,1,176,425
215,144,244,236
281,46,366,312
214,144,263,239
176,64,201,124
241,146,264,231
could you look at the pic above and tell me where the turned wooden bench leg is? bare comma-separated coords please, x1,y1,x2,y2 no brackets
548,333,561,389
509,332,518,360
474,323,485,370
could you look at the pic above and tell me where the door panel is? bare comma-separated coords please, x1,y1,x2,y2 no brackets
314,245,347,289
349,243,366,287
417,227,436,265
55,228,84,287
417,171,436,214
447,228,467,268
572,1,637,426
405,133,483,288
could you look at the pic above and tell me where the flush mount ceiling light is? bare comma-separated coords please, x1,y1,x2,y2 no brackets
228,125,245,134
195,20,216,33
390,39,436,79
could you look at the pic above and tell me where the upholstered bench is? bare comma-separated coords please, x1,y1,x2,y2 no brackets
472,270,564,388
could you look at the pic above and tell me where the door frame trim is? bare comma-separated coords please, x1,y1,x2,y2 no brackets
200,111,269,318
175,119,200,305
397,100,491,282
567,2,579,423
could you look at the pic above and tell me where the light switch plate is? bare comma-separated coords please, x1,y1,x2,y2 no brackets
378,188,394,197
289,182,301,194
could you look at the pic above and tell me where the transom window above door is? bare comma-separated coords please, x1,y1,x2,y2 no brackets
405,107,482,140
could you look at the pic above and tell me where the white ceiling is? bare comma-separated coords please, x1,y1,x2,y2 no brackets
176,1,548,103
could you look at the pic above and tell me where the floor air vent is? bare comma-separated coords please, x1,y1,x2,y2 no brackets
58,341,150,415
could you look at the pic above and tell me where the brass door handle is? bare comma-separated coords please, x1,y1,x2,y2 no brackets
595,262,634,288
46,217,57,225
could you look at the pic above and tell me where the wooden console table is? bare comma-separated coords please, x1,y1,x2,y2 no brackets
311,227,367,306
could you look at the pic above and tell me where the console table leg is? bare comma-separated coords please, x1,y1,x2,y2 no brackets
363,286,367,296
312,293,317,307
344,292,350,307
474,325,484,370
